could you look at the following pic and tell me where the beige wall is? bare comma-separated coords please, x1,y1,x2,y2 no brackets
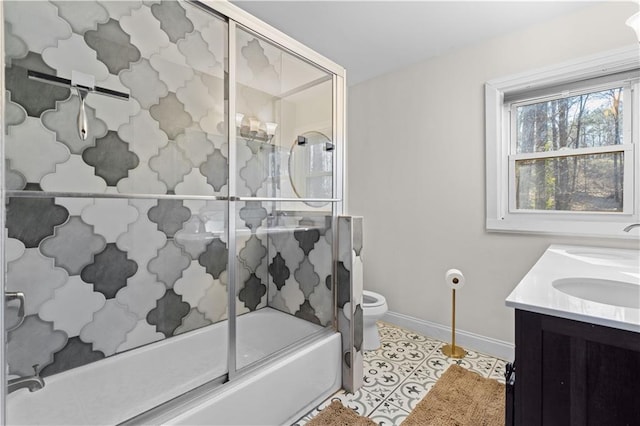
346,2,640,345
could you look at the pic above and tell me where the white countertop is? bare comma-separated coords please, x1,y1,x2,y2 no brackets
505,244,640,333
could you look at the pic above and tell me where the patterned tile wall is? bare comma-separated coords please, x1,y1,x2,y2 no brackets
6,200,333,377
236,201,269,315
3,1,336,378
4,1,229,196
235,201,334,327
266,214,333,327
3,0,230,378
5,196,229,376
337,216,364,393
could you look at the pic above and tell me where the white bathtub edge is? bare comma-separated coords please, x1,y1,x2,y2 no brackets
164,332,342,426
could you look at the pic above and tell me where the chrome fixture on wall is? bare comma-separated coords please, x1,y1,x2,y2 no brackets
235,113,278,142
76,86,90,140
4,292,25,333
623,223,640,232
296,134,334,151
26,70,129,140
8,365,44,394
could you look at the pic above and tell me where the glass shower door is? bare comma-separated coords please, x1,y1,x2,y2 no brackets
231,26,337,372
3,1,231,423
3,1,345,423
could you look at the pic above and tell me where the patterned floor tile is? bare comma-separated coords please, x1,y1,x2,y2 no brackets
489,358,508,384
377,322,408,340
296,387,382,424
424,347,500,380
375,322,441,355
368,400,410,426
385,375,438,412
362,357,418,398
378,339,431,365
295,321,507,425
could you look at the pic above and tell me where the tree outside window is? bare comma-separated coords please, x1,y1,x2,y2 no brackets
511,86,626,213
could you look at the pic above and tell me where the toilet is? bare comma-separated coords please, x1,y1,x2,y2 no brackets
362,290,388,351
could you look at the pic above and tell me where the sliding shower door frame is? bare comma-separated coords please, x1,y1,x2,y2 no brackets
226,16,238,382
201,0,347,381
197,1,345,77
0,2,6,423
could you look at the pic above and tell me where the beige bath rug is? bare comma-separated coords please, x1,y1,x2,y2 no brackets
306,400,376,426
401,364,504,426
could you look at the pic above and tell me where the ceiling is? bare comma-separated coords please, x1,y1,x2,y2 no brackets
230,1,596,86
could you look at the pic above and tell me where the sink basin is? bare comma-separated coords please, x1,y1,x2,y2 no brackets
553,278,640,309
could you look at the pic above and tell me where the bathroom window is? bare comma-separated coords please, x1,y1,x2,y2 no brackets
485,47,640,238
511,84,630,213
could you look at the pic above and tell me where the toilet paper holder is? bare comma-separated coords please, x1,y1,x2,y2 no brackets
442,269,467,359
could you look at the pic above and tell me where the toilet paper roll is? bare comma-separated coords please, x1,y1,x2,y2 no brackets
445,269,465,290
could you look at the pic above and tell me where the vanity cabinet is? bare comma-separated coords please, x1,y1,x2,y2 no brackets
513,309,640,426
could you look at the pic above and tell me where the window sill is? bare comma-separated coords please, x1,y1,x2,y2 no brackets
486,218,640,240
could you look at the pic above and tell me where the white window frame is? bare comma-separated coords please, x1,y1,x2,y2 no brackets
485,46,640,239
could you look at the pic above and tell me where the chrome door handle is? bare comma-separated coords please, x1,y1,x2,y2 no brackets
5,292,25,332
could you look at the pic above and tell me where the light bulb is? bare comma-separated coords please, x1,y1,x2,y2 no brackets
265,122,278,136
249,118,260,133
235,113,244,127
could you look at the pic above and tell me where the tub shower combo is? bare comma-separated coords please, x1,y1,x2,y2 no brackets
0,1,363,424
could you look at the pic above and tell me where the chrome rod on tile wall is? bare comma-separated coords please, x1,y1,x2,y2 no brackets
4,190,227,201
4,191,339,203
26,70,129,141
26,70,129,100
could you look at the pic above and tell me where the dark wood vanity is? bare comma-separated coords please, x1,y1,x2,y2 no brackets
511,309,640,426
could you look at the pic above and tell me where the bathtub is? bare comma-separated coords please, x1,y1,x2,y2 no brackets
6,308,342,425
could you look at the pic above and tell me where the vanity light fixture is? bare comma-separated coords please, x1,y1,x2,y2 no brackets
627,12,640,42
263,122,278,138
236,113,278,142
248,118,260,134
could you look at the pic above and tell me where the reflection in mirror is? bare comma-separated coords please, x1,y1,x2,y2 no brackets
288,131,333,205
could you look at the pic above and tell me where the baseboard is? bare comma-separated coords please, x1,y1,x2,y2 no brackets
382,311,515,361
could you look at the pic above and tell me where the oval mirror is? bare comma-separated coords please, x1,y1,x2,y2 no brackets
288,131,334,205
